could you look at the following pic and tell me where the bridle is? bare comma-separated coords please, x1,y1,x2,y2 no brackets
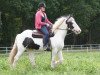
52,15,74,35
56,16,73,30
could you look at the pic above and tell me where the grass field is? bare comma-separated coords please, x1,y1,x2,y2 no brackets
0,51,100,75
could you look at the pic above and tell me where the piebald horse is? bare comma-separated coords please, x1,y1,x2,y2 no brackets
9,15,81,68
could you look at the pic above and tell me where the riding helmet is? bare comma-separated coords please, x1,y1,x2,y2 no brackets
38,2,46,8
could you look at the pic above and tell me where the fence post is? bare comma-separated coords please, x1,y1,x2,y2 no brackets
87,47,88,52
6,47,8,54
90,45,92,51
67,48,68,52
81,45,83,50
71,45,73,51
99,44,100,51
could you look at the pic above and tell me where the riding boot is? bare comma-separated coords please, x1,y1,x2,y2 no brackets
43,39,51,51
46,39,51,51
44,44,51,51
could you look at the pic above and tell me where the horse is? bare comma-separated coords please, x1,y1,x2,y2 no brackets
9,15,81,68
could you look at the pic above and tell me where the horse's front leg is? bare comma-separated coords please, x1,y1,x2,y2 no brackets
51,48,58,68
28,49,36,67
57,50,63,64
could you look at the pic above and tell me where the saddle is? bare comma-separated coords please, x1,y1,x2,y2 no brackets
32,30,43,38
32,30,54,51
32,30,54,38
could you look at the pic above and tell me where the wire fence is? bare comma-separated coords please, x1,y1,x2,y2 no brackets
0,44,100,54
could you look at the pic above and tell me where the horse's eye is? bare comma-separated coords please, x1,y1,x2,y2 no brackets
67,22,74,29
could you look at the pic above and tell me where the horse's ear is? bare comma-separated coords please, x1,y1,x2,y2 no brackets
69,14,71,17
69,14,73,17
70,14,73,17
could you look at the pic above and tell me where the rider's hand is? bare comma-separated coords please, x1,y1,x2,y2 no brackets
46,23,50,27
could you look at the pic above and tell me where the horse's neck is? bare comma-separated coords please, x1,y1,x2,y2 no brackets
54,30,67,41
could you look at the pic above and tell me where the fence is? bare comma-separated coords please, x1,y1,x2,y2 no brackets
0,44,100,54
63,44,100,52
0,47,11,54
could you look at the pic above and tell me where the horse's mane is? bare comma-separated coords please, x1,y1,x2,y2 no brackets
52,15,69,29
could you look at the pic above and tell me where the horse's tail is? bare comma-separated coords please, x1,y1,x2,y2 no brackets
9,35,18,65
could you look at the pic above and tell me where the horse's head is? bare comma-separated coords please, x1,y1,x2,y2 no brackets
52,15,81,35
65,15,81,34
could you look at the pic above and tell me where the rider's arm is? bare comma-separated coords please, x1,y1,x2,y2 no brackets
45,14,52,25
46,18,52,25
36,12,46,25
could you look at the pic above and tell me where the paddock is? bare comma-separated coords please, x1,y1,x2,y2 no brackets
0,50,100,75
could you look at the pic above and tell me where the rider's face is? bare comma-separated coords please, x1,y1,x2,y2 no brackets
40,7,45,12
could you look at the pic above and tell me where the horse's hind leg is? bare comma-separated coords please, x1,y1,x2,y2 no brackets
27,49,35,67
12,46,25,68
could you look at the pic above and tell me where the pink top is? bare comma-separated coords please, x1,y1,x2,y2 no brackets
35,10,52,29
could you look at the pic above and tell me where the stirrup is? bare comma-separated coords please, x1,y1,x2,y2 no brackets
43,45,51,51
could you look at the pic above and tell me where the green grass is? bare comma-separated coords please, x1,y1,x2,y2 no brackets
0,51,100,75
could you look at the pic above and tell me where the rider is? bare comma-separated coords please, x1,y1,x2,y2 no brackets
35,2,53,50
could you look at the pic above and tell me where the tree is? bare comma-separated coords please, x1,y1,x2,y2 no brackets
0,0,33,46
0,0,100,46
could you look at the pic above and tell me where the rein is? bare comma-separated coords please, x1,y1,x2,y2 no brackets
66,32,73,35
51,15,73,36
52,15,72,33
52,19,66,32
57,28,67,30
56,28,73,35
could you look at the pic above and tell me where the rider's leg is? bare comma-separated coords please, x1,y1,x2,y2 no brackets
40,26,49,48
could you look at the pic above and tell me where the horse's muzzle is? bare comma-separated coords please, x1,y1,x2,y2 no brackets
72,29,81,34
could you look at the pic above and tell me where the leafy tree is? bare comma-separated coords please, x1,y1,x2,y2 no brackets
0,0,100,46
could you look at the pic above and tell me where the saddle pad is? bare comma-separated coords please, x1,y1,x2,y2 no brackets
32,30,54,38
32,30,43,38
